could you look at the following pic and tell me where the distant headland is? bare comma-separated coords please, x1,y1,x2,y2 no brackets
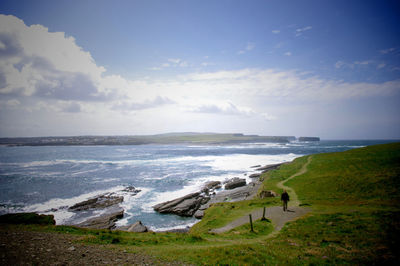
0,133,320,146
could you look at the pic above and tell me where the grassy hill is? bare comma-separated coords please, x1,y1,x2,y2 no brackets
2,142,400,264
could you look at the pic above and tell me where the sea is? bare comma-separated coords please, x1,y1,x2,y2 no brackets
0,140,396,231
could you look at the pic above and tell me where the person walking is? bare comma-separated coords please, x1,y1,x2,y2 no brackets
281,190,289,211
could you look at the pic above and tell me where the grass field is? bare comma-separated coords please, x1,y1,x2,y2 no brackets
3,142,400,264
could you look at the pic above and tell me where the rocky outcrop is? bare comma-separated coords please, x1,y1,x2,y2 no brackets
194,210,205,219
224,178,246,190
117,221,148,232
76,206,124,229
153,178,262,219
259,190,277,198
153,192,210,217
69,186,142,229
256,163,285,172
203,181,222,191
121,186,141,194
127,221,148,232
68,194,123,211
249,173,261,178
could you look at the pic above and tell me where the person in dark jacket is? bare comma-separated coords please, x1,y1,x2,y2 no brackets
281,190,289,211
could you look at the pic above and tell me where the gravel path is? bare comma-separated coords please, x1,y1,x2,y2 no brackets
210,156,312,234
0,226,179,265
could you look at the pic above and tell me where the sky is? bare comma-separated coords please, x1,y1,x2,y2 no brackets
0,0,399,139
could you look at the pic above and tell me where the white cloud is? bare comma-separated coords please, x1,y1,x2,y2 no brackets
200,62,215,67
284,51,292,56
6,99,20,107
295,26,312,37
377,63,386,69
0,14,112,101
188,101,254,117
379,47,396,54
246,42,255,51
155,58,188,69
272,30,280,34
335,59,387,70
112,96,175,111
354,60,372,66
238,42,255,54
61,102,81,113
1,15,399,137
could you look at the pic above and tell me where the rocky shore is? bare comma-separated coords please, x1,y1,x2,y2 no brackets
33,162,286,232
65,187,142,231
152,162,285,220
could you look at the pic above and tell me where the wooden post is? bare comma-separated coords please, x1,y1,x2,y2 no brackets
261,206,267,221
249,214,254,232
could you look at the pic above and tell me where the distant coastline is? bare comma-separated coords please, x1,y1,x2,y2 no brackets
0,133,319,146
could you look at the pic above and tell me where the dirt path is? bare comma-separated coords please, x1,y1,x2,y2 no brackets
276,155,312,207
0,226,179,266
210,156,312,234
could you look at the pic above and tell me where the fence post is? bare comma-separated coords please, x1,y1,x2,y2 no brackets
261,206,267,221
249,214,254,232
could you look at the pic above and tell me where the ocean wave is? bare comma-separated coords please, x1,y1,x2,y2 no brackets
150,220,199,232
22,185,125,224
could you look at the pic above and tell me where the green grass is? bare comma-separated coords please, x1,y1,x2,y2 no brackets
190,197,279,234
4,143,400,265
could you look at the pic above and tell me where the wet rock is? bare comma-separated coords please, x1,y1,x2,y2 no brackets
203,181,222,191
153,192,209,217
256,163,286,172
224,178,246,190
68,194,123,211
249,173,261,178
76,206,124,229
121,186,141,195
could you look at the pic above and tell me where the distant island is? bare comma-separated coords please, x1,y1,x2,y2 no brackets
298,137,320,142
0,133,319,146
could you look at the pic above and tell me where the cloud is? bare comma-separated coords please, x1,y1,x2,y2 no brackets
153,58,188,69
178,68,400,101
238,42,255,54
272,30,280,34
295,26,312,37
335,59,385,70
112,96,175,111
246,42,255,51
201,62,215,67
377,63,386,69
1,14,399,138
62,102,81,113
0,15,111,101
284,51,292,56
379,47,396,54
188,102,254,116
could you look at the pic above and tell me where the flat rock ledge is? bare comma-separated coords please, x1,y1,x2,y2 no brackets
153,178,262,219
256,163,287,173
76,206,124,230
69,186,141,230
153,192,210,217
224,178,246,190
68,194,124,211
117,221,148,233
